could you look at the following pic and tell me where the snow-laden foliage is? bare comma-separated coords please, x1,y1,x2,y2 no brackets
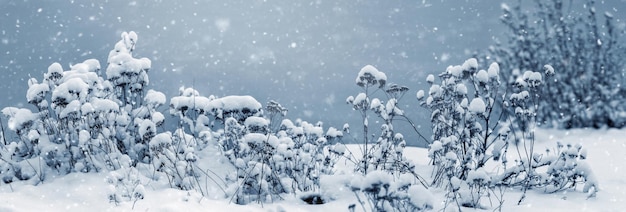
105,155,146,208
489,0,626,129
0,32,350,206
418,58,598,209
347,65,428,176
0,31,603,211
417,58,502,209
218,104,346,204
346,65,431,211
0,31,162,185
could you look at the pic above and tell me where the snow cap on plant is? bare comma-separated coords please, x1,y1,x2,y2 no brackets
356,65,386,88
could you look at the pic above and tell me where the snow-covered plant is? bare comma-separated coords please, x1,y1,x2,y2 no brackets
494,64,599,203
349,171,433,212
207,97,345,204
417,58,503,209
205,95,263,124
106,155,146,208
495,141,599,202
343,65,431,211
106,31,152,109
543,143,598,197
419,58,599,208
149,129,205,194
346,65,427,178
490,0,626,128
272,119,346,193
0,31,162,183
169,86,214,137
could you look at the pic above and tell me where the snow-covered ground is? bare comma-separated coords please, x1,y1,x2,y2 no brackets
0,128,624,212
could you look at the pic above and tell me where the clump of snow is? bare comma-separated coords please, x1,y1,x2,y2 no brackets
244,117,269,131
325,127,343,138
150,132,172,151
445,151,457,161
351,92,368,109
356,65,387,88
139,57,151,70
26,81,49,104
455,84,467,95
45,62,64,83
244,133,268,146
27,129,40,142
90,98,119,113
475,69,489,84
302,121,324,138
428,84,442,98
370,98,382,111
145,89,166,107
407,185,434,210
446,65,463,77
462,58,478,72
467,168,490,183
510,90,530,102
81,102,95,114
416,90,425,100
488,62,500,79
426,74,435,84
468,98,486,114
361,170,391,191
82,59,101,72
138,119,156,139
205,95,262,119
169,95,211,113
2,107,38,131
544,64,555,76
59,100,82,119
332,143,346,154
52,78,89,104
523,71,542,87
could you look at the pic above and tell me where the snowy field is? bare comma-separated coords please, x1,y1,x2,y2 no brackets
0,128,623,212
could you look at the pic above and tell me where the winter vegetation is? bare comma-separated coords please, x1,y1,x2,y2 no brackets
0,1,624,211
487,0,626,129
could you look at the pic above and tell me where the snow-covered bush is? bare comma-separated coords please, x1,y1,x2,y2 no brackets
149,129,204,193
216,99,346,204
495,142,598,201
106,155,146,208
417,58,502,209
0,31,162,183
345,65,431,211
418,58,599,208
107,31,152,109
494,64,599,203
346,65,427,177
489,0,626,128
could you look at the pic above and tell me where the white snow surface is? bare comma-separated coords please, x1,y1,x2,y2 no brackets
0,128,625,211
